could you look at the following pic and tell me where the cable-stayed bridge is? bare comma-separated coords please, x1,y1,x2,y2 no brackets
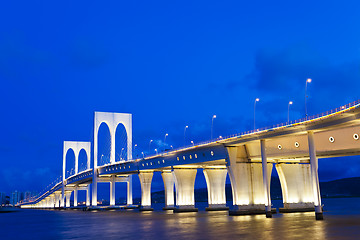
20,100,360,220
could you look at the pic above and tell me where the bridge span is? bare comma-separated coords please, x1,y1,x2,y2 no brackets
21,100,360,220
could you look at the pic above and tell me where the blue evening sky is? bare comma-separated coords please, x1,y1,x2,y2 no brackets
1,1,360,197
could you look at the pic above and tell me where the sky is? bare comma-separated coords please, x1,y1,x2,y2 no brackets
1,0,360,197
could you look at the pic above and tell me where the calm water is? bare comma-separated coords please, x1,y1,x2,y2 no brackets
2,198,360,240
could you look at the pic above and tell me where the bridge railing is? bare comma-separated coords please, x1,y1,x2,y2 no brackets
21,181,63,205
141,99,360,160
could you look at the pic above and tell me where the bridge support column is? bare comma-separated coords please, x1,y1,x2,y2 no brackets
65,192,72,208
127,175,133,206
261,140,272,218
203,168,228,211
173,168,198,212
227,146,272,216
308,131,323,220
110,175,116,206
86,185,91,206
276,163,314,212
60,183,65,208
92,169,98,206
161,171,175,210
139,172,153,211
55,193,61,208
45,197,50,208
50,195,55,208
74,186,78,207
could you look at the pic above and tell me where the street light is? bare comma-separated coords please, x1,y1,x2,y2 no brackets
184,125,188,146
191,140,194,146
254,98,260,131
134,144,137,158
164,133,168,151
155,148,158,154
141,152,144,158
149,140,153,153
305,78,312,118
211,115,216,139
170,145,173,149
288,101,293,124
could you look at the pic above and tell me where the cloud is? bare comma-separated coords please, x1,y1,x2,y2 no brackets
235,45,360,128
251,45,360,101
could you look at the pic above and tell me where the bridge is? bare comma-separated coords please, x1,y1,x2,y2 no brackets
20,100,360,220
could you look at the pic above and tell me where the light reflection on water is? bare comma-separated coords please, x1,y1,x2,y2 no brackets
1,198,360,240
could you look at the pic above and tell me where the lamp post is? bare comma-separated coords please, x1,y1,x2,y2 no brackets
170,145,173,149
191,140,194,146
141,152,144,158
254,98,260,131
305,78,312,118
184,125,188,146
164,133,168,151
155,148,158,154
134,144,137,158
149,140,153,154
288,101,293,124
211,115,216,139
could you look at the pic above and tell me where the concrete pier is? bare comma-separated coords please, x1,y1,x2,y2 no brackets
139,172,154,211
162,171,175,210
203,168,229,211
173,169,198,212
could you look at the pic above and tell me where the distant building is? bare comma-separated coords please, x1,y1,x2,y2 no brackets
10,191,19,206
4,191,38,205
24,191,32,202
24,191,37,202
10,191,24,206
0,192,6,206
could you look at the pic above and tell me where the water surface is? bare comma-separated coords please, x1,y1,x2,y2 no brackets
1,198,360,239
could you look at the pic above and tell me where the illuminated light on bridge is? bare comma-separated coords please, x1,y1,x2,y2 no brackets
20,100,360,220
